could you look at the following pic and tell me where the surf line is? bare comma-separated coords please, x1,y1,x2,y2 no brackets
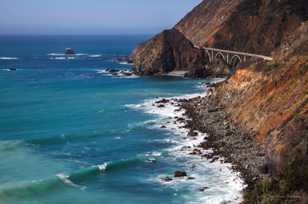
0,158,141,198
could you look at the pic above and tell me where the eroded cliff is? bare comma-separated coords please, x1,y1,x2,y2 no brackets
131,1,308,202
132,0,308,75
131,29,207,76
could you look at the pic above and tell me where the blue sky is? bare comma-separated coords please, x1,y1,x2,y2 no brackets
0,0,201,35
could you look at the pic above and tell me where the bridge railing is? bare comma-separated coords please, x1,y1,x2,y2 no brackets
194,45,273,61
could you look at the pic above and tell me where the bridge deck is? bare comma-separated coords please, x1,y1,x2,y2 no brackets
194,46,273,61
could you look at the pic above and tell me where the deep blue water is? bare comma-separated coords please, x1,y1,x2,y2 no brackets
0,35,243,204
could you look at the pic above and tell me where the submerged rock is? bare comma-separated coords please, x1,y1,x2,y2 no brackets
161,176,173,182
174,171,187,177
199,187,209,192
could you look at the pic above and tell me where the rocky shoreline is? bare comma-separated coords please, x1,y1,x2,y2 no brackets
179,84,267,191
152,82,267,196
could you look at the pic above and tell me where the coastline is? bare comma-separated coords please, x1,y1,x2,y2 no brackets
128,79,246,203
179,82,267,196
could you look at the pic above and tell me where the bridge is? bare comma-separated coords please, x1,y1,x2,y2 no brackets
194,46,273,68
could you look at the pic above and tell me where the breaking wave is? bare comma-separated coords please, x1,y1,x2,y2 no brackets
0,158,141,199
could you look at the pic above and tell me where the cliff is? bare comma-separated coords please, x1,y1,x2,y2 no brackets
132,0,308,75
131,0,308,202
131,29,207,76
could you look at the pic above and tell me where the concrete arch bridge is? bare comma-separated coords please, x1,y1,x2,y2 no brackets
197,47,273,68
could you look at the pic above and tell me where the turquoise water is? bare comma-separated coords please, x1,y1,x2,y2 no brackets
0,36,243,204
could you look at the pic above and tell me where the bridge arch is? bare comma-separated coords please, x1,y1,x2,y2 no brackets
215,52,225,62
230,55,241,67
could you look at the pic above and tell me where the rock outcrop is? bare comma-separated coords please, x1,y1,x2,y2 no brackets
131,29,207,77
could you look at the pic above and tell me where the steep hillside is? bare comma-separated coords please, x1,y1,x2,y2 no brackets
132,0,308,75
210,49,308,203
131,0,308,202
176,0,308,55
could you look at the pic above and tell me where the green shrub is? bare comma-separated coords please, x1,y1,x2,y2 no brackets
299,63,308,75
265,61,280,71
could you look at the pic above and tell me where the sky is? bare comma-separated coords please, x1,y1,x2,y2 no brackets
0,0,201,35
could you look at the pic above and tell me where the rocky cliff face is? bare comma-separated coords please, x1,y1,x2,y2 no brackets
131,29,207,76
211,52,307,203
132,0,308,75
176,0,308,55
131,0,308,202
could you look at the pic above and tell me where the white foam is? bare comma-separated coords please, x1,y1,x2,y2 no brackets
57,173,86,190
48,53,65,56
50,57,66,60
96,69,109,74
126,85,245,204
97,163,108,171
89,54,101,58
75,53,88,56
0,57,18,60
96,68,139,79
118,61,133,65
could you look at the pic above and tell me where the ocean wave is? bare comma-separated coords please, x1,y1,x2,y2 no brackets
126,83,245,204
75,53,88,56
0,57,19,60
88,54,102,58
0,158,141,199
96,68,139,79
118,61,133,65
49,56,66,60
27,132,111,146
0,141,23,152
0,69,11,72
48,53,65,56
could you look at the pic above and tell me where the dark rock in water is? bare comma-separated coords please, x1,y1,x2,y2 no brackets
65,48,75,55
160,125,167,129
121,71,133,76
187,176,195,180
9,68,17,71
176,117,185,122
156,99,170,104
157,104,165,108
199,187,209,192
180,146,191,151
199,142,210,149
107,69,119,73
188,130,198,137
161,176,173,182
174,171,187,177
190,149,202,155
209,156,220,163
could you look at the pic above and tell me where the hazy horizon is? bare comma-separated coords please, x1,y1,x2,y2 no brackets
0,0,201,35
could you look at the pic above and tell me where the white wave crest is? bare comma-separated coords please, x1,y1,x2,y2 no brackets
57,173,86,190
89,54,101,58
0,57,19,60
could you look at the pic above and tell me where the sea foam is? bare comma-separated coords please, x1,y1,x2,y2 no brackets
0,57,19,60
126,81,245,204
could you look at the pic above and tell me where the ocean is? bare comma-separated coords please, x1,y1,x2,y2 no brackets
0,35,244,204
